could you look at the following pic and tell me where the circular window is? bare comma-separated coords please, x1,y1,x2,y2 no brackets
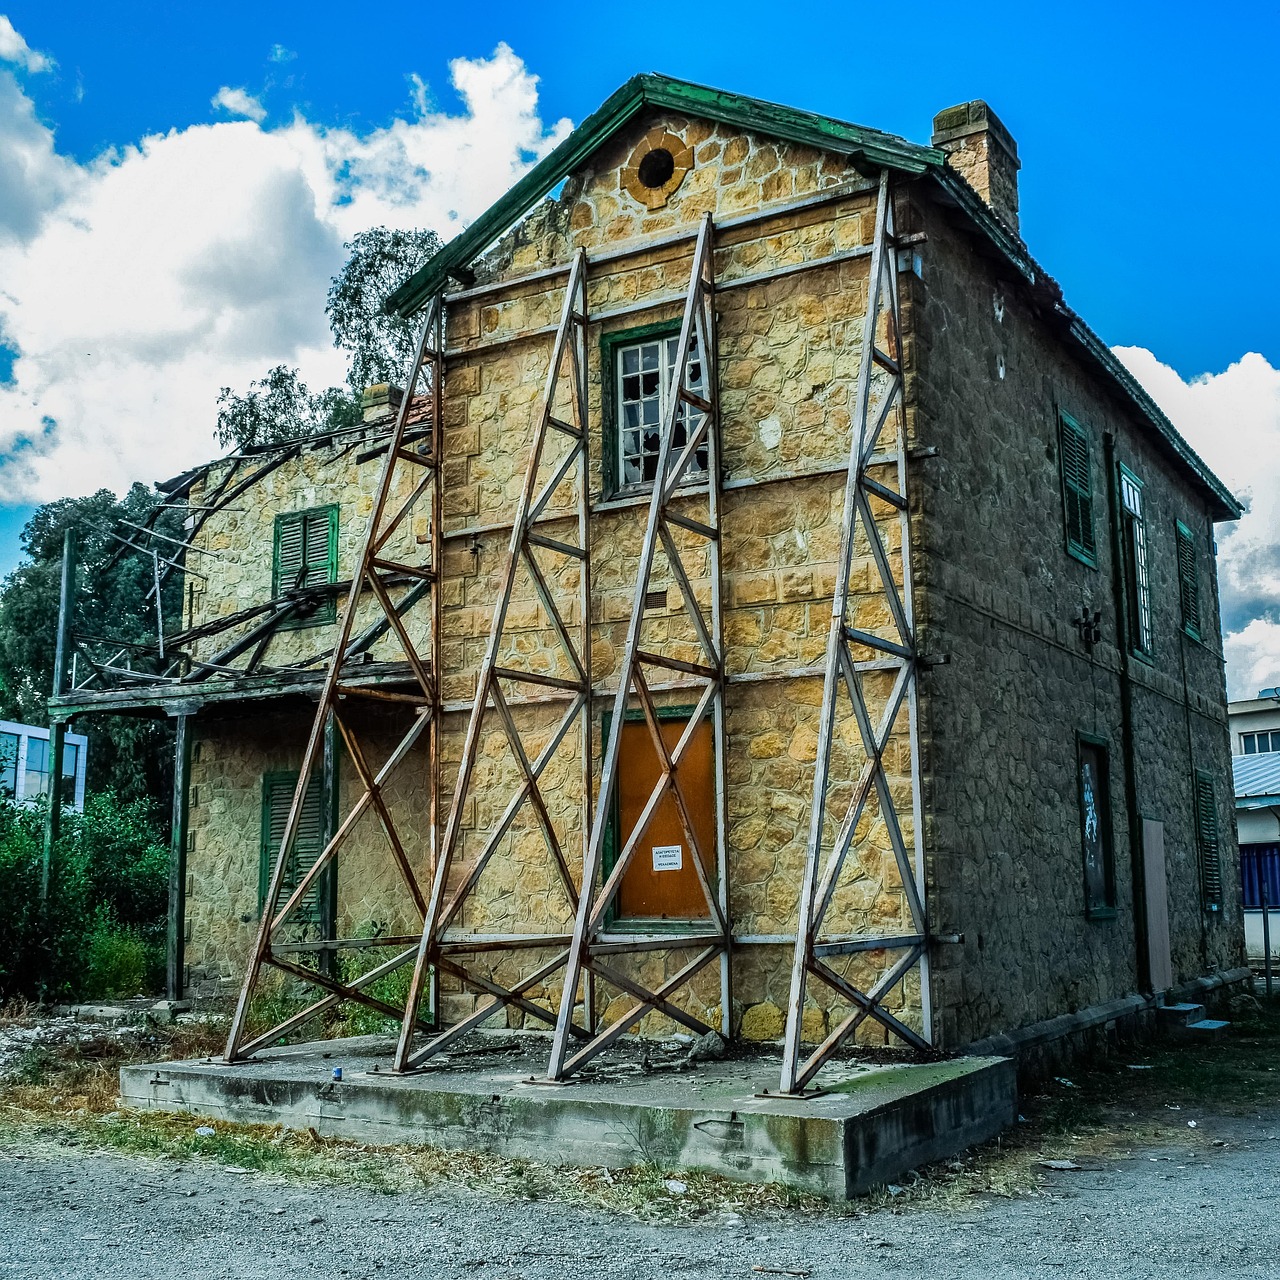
622,130,693,210
637,147,676,189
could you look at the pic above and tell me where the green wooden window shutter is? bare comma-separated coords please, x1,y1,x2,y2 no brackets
273,506,338,624
1176,521,1202,639
1194,770,1222,910
1059,414,1097,565
260,771,326,924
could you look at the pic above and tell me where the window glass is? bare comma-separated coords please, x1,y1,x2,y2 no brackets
1244,734,1258,754
1078,738,1115,917
1120,469,1153,656
616,334,707,489
59,741,79,806
22,735,50,801
0,732,17,800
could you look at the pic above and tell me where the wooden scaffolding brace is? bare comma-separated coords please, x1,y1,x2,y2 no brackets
546,214,730,1081
392,251,594,1071
778,171,931,1095
223,296,446,1062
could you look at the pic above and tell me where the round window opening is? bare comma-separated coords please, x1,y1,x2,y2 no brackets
637,147,676,189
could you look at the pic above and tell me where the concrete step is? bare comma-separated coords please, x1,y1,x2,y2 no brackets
1157,1002,1207,1027
1183,1018,1231,1042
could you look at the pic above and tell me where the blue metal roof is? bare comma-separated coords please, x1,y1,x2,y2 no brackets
1233,753,1280,806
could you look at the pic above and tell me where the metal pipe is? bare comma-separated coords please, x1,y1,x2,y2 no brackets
1264,878,1273,999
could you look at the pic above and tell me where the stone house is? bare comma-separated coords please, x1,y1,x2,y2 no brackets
51,75,1244,1077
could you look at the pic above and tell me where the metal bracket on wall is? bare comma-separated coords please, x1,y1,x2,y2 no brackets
778,171,932,1096
221,296,446,1063
544,213,731,1082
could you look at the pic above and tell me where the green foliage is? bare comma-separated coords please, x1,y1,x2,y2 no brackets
214,227,441,454
82,909,162,1001
326,227,443,394
336,946,415,1036
214,365,362,453
0,792,168,1001
0,486,182,803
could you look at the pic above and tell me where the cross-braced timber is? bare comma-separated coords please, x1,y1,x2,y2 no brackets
222,297,446,1062
545,213,730,1082
391,250,594,1072
778,171,932,1096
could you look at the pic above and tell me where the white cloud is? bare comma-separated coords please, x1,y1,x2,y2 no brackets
1115,346,1280,699
0,15,52,73
269,44,296,64
211,85,267,123
0,34,570,504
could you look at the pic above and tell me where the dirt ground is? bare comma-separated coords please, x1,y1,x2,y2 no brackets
2,996,1279,1279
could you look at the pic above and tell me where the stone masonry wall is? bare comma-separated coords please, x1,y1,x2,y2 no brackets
185,420,429,672
907,192,1243,1048
184,111,922,1044
184,705,429,999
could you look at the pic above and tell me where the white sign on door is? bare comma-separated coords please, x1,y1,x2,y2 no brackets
651,844,683,872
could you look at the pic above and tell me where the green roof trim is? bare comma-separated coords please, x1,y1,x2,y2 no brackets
385,72,1241,523
383,73,943,318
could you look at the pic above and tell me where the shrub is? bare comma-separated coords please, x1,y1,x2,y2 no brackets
82,908,163,1000
0,791,168,1002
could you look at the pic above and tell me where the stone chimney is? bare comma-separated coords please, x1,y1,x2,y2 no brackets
361,382,404,423
931,101,1021,234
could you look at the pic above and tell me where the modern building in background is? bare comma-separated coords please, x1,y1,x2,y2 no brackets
1230,691,1280,960
0,718,88,812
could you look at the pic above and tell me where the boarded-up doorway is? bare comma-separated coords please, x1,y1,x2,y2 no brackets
608,710,716,921
1142,817,1173,991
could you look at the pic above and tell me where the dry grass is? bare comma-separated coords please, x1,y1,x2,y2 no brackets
2,999,1277,1219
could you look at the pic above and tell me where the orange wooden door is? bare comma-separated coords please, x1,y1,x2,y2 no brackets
615,715,716,920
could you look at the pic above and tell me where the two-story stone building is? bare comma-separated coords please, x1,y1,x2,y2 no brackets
51,75,1244,1082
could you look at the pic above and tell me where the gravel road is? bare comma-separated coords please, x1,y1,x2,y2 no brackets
3,1117,1278,1279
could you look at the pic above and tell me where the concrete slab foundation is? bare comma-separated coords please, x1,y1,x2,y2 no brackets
119,1039,1016,1198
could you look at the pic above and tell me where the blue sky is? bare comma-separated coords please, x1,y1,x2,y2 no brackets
1,2,1279,690
6,0,1277,376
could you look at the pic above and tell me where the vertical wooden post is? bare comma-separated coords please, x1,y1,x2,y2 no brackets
167,712,192,1000
41,527,77,904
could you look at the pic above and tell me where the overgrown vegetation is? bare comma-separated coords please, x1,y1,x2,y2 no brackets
0,793,168,1001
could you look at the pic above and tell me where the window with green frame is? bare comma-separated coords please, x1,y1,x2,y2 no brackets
600,321,707,495
1058,411,1097,567
273,505,338,626
1118,464,1153,658
259,770,331,928
1193,769,1222,911
1176,520,1202,639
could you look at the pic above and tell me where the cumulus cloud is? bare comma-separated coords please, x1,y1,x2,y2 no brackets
0,15,51,73
0,34,569,503
211,85,267,123
1115,347,1280,698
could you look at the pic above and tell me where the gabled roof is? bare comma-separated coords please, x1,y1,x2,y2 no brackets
1234,753,1280,807
385,73,944,319
385,72,1241,522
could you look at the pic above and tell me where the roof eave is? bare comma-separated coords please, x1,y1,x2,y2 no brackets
929,169,1241,522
